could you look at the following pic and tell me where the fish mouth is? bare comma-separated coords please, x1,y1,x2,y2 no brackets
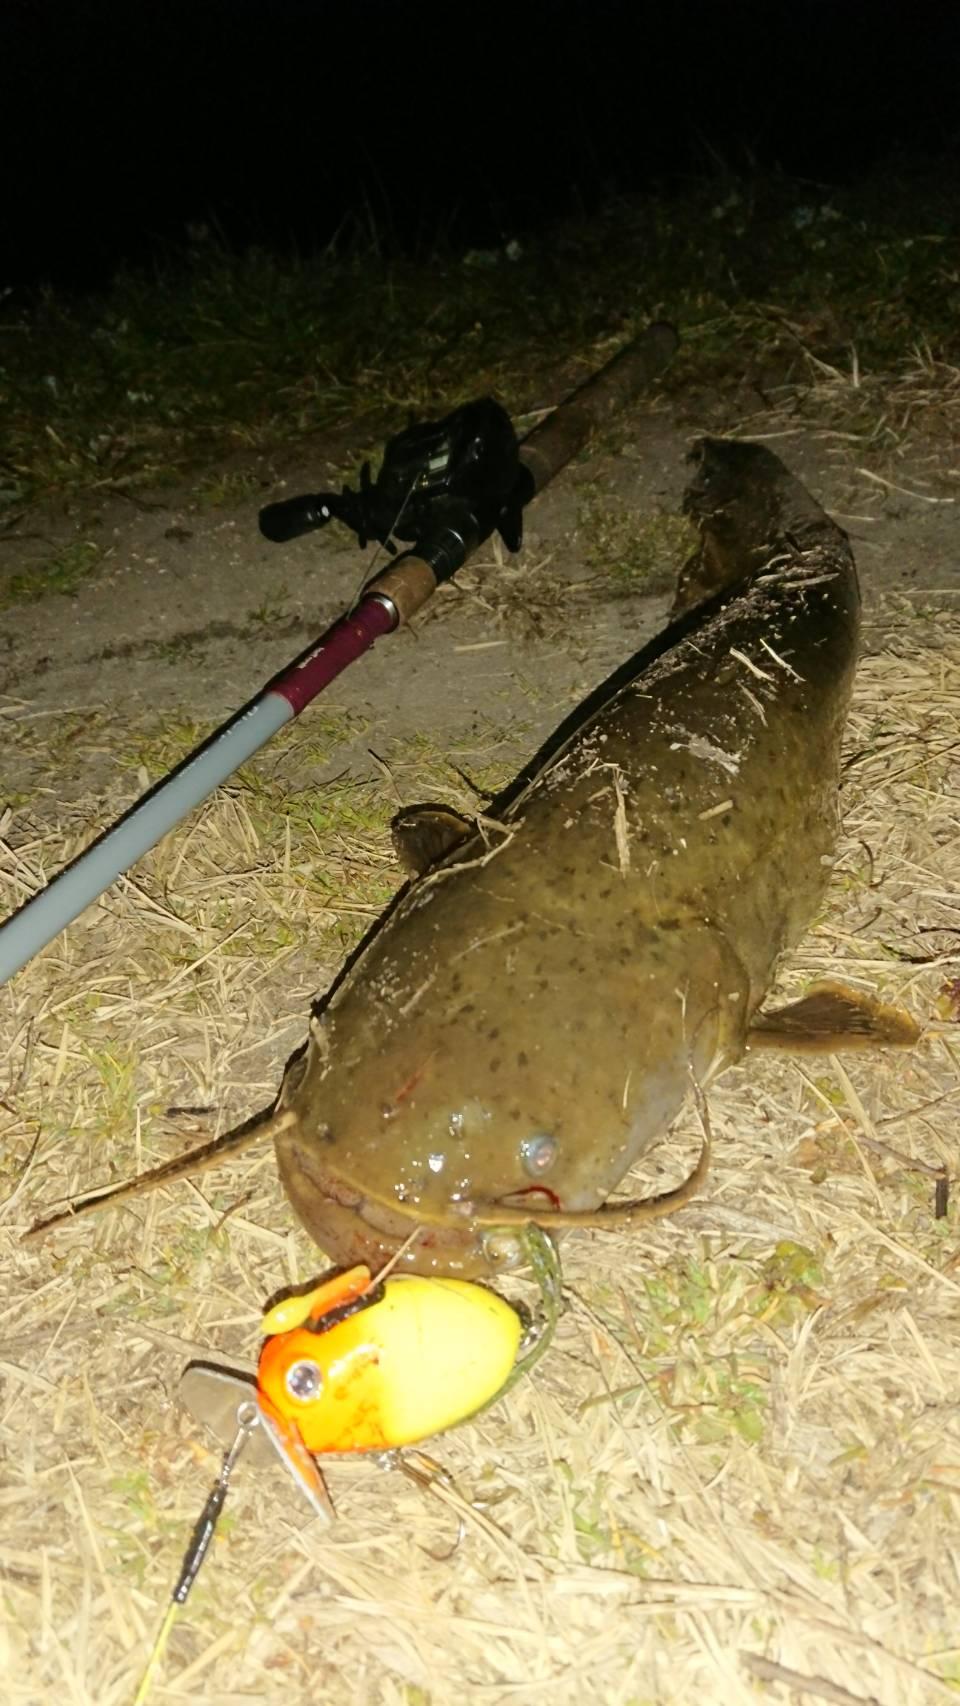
275,1131,509,1278
276,1116,712,1277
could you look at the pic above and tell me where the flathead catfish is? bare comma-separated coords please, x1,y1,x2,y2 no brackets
268,437,869,1275
30,440,917,1270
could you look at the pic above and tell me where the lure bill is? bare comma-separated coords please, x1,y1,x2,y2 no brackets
178,1363,336,1517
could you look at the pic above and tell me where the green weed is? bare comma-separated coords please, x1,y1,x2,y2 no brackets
2,164,956,533
578,495,696,594
1,537,103,606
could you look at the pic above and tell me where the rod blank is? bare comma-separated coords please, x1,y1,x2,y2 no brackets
0,323,677,988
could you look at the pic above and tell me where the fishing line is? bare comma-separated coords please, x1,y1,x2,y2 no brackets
348,463,421,610
132,1403,259,1706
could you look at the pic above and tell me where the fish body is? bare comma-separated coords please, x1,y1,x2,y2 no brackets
275,439,860,1276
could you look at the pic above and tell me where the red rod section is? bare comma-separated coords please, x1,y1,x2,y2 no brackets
268,595,397,716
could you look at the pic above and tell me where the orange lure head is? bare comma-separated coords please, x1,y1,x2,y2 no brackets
256,1264,522,1455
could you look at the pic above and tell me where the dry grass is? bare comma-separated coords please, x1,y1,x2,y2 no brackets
2,606,960,1706
732,330,960,469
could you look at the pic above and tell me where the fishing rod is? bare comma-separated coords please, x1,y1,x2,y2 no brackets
0,321,677,987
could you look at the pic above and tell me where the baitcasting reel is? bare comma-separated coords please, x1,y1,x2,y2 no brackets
259,397,533,580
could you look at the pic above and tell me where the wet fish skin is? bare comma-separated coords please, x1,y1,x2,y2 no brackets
275,438,860,1276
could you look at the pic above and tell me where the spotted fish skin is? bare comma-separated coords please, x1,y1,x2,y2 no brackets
275,439,860,1275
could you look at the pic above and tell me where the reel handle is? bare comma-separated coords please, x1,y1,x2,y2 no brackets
259,493,333,543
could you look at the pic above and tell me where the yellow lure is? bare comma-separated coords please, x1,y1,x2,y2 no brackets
257,1268,522,1453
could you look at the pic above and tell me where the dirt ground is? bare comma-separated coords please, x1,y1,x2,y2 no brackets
3,378,959,761
2,370,960,1706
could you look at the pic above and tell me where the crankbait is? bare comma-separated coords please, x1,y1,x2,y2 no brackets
134,1228,561,1704
257,1264,524,1452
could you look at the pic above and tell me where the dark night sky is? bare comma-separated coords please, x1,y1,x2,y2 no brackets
2,0,959,290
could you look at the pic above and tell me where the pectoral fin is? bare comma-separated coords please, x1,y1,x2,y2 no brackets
747,980,920,1054
391,803,475,877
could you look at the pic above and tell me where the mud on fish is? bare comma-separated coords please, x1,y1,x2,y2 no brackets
29,439,919,1273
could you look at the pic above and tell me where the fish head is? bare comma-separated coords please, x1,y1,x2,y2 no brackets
273,1007,588,1279
272,911,740,1279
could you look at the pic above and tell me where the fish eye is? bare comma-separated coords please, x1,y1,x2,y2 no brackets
285,1358,323,1402
520,1134,559,1176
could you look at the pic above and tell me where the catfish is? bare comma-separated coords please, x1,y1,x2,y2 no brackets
28,440,918,1271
